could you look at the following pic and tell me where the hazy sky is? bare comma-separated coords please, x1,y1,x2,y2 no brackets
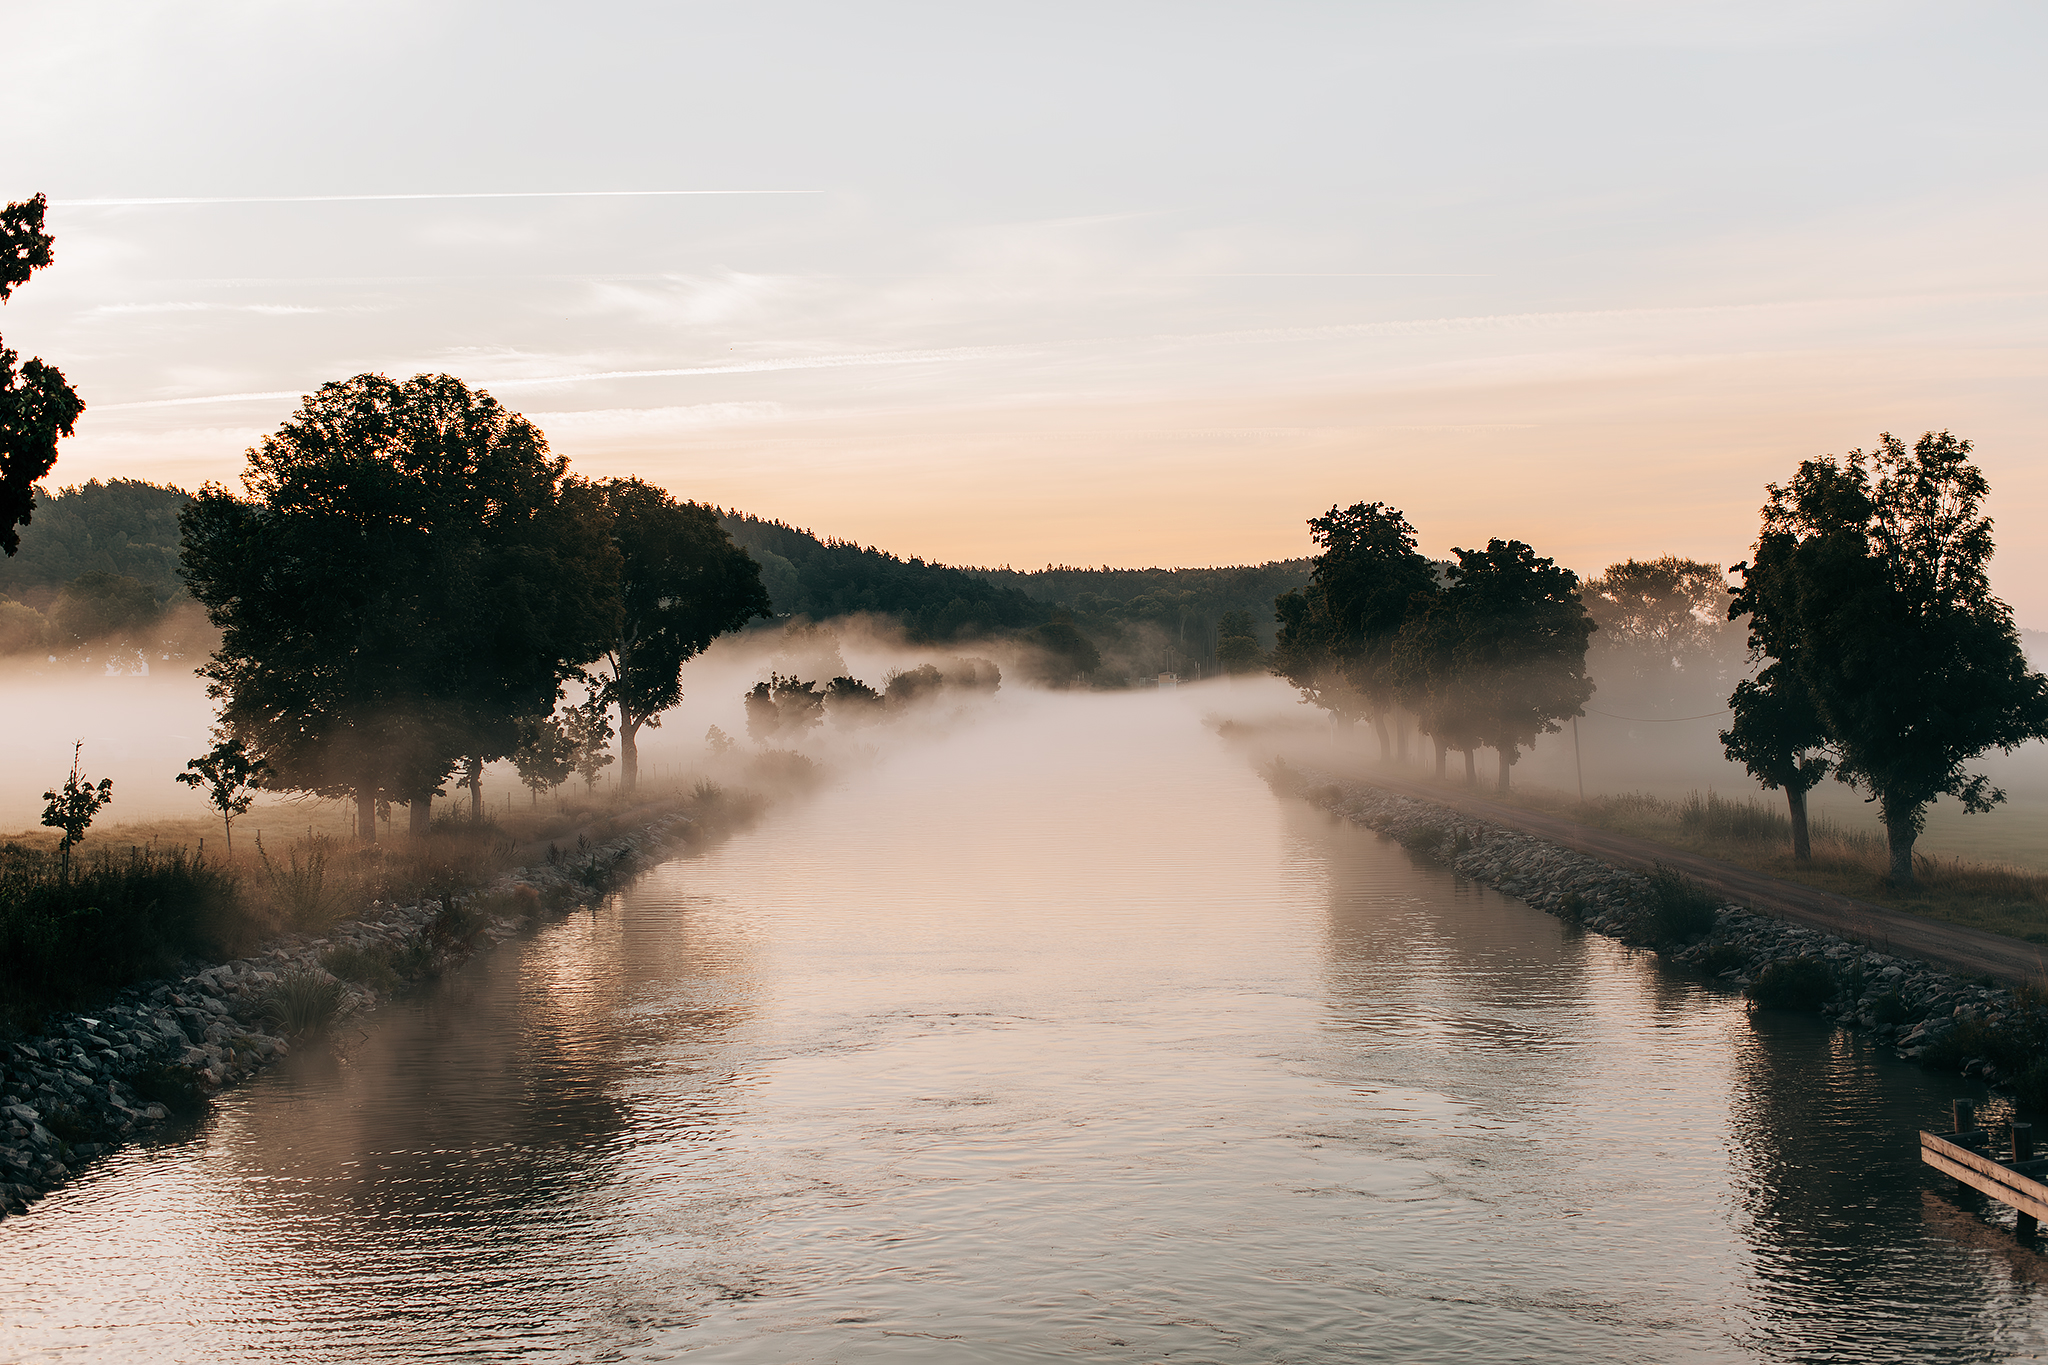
9,1,2045,615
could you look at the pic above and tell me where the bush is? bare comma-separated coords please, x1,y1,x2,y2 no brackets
0,841,247,1031
322,944,400,993
1555,891,1587,923
255,835,345,930
1748,956,1836,1011
259,969,347,1036
130,1062,207,1113
1638,865,1720,944
1870,990,1911,1025
1696,942,1748,976
1398,824,1445,854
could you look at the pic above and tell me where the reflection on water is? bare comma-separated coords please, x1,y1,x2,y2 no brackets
3,690,2046,1362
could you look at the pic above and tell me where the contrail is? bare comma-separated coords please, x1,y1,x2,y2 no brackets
53,190,821,207
94,346,1027,410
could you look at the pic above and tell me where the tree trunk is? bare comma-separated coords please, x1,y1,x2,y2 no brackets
1884,803,1920,886
1396,718,1409,765
1463,749,1477,785
1786,786,1812,863
357,790,377,843
1433,738,1447,780
1497,745,1514,796
620,713,641,794
1373,715,1391,763
409,789,431,839
466,755,484,822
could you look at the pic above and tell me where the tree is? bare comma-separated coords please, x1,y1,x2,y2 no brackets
744,673,825,742
1308,503,1440,757
2,194,84,558
511,712,577,806
1731,431,2048,884
1583,557,1741,713
179,373,615,841
593,479,770,792
175,734,268,856
1029,610,1100,685
563,691,616,792
1720,666,1831,861
42,741,112,878
1271,584,1369,726
1391,582,1485,782
1441,539,1596,795
824,674,885,727
1215,609,1263,674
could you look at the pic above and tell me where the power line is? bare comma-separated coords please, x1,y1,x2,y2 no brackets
1583,707,1731,723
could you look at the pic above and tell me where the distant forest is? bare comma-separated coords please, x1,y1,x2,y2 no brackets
2,481,1310,682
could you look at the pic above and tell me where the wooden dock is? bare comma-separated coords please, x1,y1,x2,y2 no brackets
1922,1099,2045,1232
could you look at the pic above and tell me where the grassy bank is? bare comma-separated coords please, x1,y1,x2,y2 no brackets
1478,783,2048,943
0,770,787,1036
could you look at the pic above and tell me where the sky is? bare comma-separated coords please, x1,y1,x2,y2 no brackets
7,0,2046,616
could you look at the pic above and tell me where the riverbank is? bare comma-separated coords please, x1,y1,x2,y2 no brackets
0,795,723,1219
1278,762,2048,1111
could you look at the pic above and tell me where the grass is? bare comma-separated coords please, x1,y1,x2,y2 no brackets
0,765,769,1037
0,841,250,1034
1636,864,1721,944
1480,782,2048,943
258,969,347,1036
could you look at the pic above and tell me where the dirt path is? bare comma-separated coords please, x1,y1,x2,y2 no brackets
1326,766,2048,987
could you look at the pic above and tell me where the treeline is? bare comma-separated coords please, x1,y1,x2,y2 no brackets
719,512,1045,641
0,479,204,661
1278,431,2048,888
1272,503,1594,792
973,560,1311,679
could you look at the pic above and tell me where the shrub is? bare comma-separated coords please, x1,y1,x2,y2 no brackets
691,779,724,805
259,969,347,1036
1748,956,1836,1011
1696,942,1749,976
0,841,246,1031
322,944,400,993
1870,990,1911,1025
1678,790,1787,842
256,835,344,930
1638,865,1720,944
1398,824,1445,854
1555,891,1587,923
130,1062,207,1113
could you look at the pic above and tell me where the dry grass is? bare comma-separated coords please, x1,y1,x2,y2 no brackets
1492,781,2048,942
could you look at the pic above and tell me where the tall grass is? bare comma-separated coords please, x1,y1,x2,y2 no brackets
0,841,247,1031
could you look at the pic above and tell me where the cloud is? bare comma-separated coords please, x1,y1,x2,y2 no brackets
523,402,786,436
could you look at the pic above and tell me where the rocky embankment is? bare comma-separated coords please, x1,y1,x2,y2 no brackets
1,806,698,1219
1288,768,2041,1098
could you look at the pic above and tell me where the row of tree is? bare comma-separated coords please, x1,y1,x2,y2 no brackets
1272,503,1595,792
1719,432,2048,881
178,373,770,840
1277,433,2048,888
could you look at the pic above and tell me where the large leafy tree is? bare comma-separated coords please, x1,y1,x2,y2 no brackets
593,479,769,792
2,194,85,557
1440,539,1596,794
1730,431,2048,884
180,374,615,839
1582,556,1741,714
1273,503,1438,757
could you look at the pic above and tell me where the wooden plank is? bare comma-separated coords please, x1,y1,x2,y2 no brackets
1921,1130,2048,1206
1922,1147,2048,1222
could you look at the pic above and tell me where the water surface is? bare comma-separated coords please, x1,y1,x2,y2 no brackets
4,691,2042,1362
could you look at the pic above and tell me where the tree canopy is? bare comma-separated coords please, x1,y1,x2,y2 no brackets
1729,431,2048,884
1,194,84,557
180,373,615,839
600,481,771,791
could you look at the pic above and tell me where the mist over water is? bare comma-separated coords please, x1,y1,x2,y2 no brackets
3,687,2043,1362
